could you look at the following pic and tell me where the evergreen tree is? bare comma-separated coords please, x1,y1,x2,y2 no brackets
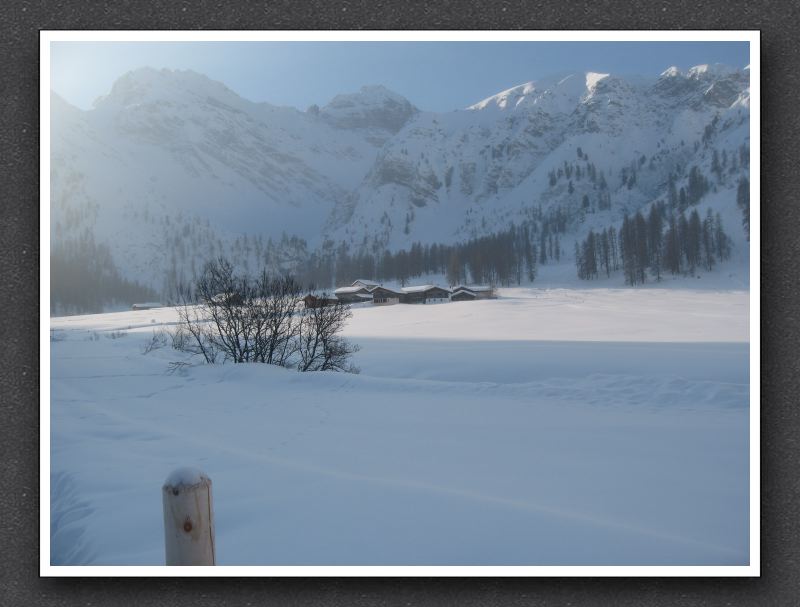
583,231,598,279
620,215,639,285
702,209,716,271
678,187,688,212
678,213,690,272
600,229,611,277
687,166,709,205
686,210,702,274
526,242,538,283
609,227,620,271
664,213,682,275
648,205,664,281
634,212,649,284
539,230,548,265
714,212,731,261
711,149,722,182
668,173,678,209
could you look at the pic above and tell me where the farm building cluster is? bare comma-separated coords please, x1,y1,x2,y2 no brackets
304,280,495,308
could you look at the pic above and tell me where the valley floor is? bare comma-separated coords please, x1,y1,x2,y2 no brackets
49,287,750,566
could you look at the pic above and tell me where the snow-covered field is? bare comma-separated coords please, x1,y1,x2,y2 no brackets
49,287,750,566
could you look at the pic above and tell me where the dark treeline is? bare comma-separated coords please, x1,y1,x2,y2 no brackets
297,224,543,289
574,153,747,285
51,233,158,315
576,204,731,285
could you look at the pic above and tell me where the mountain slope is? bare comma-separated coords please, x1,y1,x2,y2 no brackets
51,69,416,291
326,66,750,255
50,64,750,306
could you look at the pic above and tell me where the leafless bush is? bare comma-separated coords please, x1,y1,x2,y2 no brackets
173,286,219,364
105,330,127,340
297,298,360,373
172,258,358,373
165,361,191,376
169,326,190,351
190,258,306,365
141,328,169,354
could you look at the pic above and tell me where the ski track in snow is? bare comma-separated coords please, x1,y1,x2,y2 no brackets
49,288,750,566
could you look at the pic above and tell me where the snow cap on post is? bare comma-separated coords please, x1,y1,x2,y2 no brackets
162,467,216,565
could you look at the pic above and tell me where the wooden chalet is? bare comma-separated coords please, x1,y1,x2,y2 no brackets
454,285,495,299
351,279,381,289
333,285,374,303
450,288,477,302
401,285,451,304
370,286,403,305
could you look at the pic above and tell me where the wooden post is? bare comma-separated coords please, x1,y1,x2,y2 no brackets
162,468,216,566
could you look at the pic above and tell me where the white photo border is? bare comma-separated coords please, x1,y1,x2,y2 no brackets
40,29,760,577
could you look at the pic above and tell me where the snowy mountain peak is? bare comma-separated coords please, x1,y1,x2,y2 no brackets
93,67,243,110
320,85,418,133
659,64,743,83
469,71,625,114
467,81,538,111
468,72,596,114
585,71,611,91
686,63,738,80
660,66,682,78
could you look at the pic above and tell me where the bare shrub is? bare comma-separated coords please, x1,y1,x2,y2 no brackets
191,259,305,365
165,361,191,376
169,326,190,351
141,328,169,354
297,297,360,373
173,286,219,364
172,258,358,373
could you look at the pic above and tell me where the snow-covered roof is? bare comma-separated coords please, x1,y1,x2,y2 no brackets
402,285,449,294
455,285,493,292
352,279,380,287
334,286,369,294
451,289,476,297
371,286,404,295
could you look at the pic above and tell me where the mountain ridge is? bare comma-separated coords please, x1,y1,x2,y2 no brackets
50,64,750,307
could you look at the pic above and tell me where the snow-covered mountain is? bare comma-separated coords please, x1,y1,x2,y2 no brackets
50,64,750,301
329,65,750,251
51,69,416,289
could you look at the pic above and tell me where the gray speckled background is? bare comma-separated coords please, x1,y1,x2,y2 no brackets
1,1,795,605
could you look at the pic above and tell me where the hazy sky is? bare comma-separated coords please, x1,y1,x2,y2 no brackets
51,41,750,112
